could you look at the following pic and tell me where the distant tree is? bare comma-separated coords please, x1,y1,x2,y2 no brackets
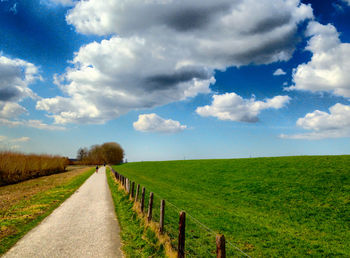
101,142,124,164
77,147,88,161
88,145,103,164
76,142,124,165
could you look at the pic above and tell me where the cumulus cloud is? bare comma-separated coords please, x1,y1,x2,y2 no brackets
0,102,27,118
0,118,66,130
0,53,41,121
273,68,287,76
0,54,40,102
287,21,350,97
196,93,291,123
280,103,350,139
133,113,187,133
38,0,313,124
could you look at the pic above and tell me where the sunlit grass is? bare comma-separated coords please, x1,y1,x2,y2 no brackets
113,156,350,257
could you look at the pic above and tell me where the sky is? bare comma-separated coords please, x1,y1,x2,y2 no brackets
0,0,349,161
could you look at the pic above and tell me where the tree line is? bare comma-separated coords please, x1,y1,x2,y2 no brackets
77,142,124,165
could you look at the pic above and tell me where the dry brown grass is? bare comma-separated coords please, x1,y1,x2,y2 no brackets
0,151,69,186
0,166,89,211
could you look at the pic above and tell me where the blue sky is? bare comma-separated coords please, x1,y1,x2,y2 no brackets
0,0,349,161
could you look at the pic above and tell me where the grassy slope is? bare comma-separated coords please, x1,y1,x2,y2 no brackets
106,168,165,257
113,156,350,257
0,167,94,255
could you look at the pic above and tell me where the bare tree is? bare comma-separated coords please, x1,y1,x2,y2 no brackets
77,147,88,161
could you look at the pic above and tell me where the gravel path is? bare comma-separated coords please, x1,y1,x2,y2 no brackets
3,167,123,258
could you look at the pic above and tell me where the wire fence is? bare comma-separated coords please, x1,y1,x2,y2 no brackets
110,167,251,258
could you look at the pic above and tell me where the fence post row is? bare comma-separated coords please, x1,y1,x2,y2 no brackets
159,200,165,234
147,192,154,222
178,211,186,258
141,187,145,213
216,234,226,258
112,172,227,258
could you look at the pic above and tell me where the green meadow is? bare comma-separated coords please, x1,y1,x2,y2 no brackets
113,156,350,257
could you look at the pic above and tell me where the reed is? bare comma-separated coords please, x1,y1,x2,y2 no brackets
0,151,69,186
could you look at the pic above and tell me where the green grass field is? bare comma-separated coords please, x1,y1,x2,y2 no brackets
113,156,350,257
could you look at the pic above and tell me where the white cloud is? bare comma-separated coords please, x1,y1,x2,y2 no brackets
0,102,27,118
342,0,350,6
42,0,75,7
0,136,30,143
11,136,30,143
133,113,187,133
280,103,350,139
0,54,40,102
287,21,350,97
9,3,17,14
10,145,20,150
0,136,30,150
196,93,291,123
273,68,287,76
38,0,313,124
0,53,41,124
0,118,66,131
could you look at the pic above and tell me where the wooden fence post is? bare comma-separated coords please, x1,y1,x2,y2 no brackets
135,184,140,201
147,192,154,222
159,200,165,234
131,182,135,198
178,211,186,258
216,234,226,258
141,187,145,212
126,178,130,193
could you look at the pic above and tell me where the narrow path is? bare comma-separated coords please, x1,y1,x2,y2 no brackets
4,167,123,258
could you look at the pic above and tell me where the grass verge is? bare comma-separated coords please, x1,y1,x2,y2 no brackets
106,167,166,257
0,166,94,255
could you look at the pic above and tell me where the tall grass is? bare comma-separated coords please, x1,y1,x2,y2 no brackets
0,151,69,186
